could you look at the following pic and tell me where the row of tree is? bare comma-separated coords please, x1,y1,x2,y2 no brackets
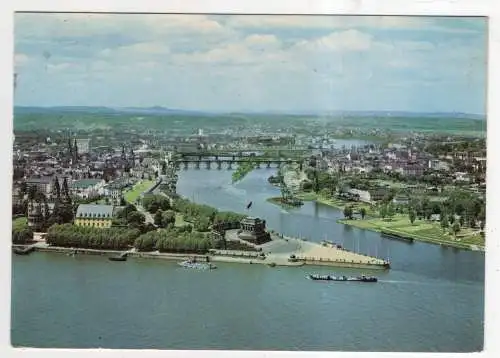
133,228,213,253
172,198,217,227
171,198,249,232
46,224,141,250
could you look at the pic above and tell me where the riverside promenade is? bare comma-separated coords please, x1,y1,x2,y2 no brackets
258,235,390,269
14,239,390,269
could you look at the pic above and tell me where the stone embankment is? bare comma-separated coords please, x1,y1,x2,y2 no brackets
13,235,390,269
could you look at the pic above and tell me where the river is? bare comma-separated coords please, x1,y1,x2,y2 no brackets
11,167,484,352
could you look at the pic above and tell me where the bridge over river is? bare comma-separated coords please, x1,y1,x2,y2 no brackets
174,150,309,170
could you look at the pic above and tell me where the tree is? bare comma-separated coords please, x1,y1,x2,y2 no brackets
386,204,395,220
127,211,146,230
194,216,211,232
379,204,387,219
459,215,465,227
360,207,367,220
440,214,449,232
452,222,461,236
162,210,176,227
343,205,353,220
409,210,416,225
154,209,163,227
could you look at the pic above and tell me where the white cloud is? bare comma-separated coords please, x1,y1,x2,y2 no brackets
244,34,281,49
15,13,229,42
225,15,481,34
226,16,431,31
47,63,75,72
100,42,170,58
293,30,373,52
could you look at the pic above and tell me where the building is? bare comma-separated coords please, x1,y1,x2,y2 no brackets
347,189,371,203
238,217,271,244
428,159,450,171
392,196,410,206
104,180,128,205
74,204,114,228
27,202,55,231
71,179,106,199
25,176,53,196
76,138,92,155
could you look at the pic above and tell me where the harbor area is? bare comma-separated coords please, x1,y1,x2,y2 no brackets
13,214,390,269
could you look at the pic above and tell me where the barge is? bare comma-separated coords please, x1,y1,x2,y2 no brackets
307,274,378,283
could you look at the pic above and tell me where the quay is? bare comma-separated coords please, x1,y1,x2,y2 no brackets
13,233,390,269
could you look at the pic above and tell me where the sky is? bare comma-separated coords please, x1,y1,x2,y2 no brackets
14,13,487,114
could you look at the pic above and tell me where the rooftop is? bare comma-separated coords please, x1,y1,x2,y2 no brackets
72,179,104,189
76,204,114,218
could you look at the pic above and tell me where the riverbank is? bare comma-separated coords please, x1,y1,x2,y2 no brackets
13,234,390,269
232,161,256,183
266,197,304,208
337,216,485,251
282,189,484,252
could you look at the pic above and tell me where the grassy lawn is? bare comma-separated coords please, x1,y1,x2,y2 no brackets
13,217,28,228
294,191,377,216
295,191,318,201
373,180,408,189
338,214,484,249
124,180,155,204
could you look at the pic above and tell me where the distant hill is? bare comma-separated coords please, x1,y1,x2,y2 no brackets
232,110,485,120
14,106,215,116
14,106,485,120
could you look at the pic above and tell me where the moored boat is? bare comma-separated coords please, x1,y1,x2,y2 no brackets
13,246,35,255
108,256,127,262
178,259,217,270
307,274,377,282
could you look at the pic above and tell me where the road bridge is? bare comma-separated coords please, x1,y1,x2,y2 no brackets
174,157,304,170
176,148,310,160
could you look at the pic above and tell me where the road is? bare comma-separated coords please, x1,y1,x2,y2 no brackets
137,204,155,225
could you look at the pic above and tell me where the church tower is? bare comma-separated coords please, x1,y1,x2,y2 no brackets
73,138,78,164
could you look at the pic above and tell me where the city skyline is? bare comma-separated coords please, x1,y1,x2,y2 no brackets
14,14,487,114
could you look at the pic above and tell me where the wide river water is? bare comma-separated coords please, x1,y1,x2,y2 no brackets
11,167,485,352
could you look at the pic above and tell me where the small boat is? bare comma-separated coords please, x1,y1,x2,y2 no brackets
178,259,216,270
13,246,35,255
307,274,378,283
108,256,127,262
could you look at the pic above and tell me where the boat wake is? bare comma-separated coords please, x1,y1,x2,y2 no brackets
378,280,419,285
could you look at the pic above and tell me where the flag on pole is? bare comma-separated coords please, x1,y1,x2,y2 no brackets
246,201,253,210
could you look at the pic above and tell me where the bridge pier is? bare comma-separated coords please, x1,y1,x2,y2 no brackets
255,162,260,169
228,162,232,170
266,161,271,168
195,162,200,169
205,161,211,169
217,161,222,170
183,161,188,170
